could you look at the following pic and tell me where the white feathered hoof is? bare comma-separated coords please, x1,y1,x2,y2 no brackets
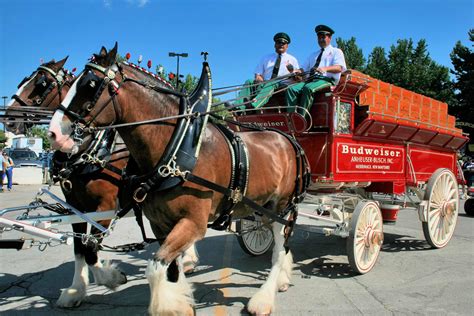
146,260,195,316
247,290,275,316
183,260,198,275
92,261,127,290
277,251,293,292
56,286,86,308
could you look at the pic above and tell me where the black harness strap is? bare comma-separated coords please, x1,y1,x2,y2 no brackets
184,172,290,226
208,124,249,230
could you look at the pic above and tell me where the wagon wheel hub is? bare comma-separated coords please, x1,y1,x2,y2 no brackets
440,201,454,217
364,227,383,248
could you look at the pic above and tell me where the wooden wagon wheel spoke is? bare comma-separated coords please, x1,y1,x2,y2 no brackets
236,219,274,256
422,168,459,249
347,201,383,274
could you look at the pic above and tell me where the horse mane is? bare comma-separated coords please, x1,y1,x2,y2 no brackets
123,62,174,89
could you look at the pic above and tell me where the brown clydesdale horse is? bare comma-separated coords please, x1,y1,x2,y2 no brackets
6,58,198,308
48,44,308,315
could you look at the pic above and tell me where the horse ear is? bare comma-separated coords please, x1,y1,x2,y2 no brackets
108,42,118,64
99,46,108,57
56,56,69,69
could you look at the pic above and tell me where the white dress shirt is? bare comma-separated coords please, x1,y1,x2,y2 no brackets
254,52,300,81
302,45,347,83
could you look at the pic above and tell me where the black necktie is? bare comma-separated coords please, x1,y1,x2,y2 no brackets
271,54,282,79
310,48,324,76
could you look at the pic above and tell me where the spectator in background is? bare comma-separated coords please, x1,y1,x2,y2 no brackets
0,152,5,192
2,151,14,191
42,150,53,183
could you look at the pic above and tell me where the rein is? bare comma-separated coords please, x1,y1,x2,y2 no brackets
64,60,309,229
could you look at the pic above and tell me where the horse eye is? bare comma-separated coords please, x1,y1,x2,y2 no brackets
35,75,48,88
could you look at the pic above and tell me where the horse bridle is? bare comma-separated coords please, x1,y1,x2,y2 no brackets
60,61,184,145
13,65,73,108
57,62,124,144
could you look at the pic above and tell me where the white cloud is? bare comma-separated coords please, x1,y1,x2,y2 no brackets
127,0,150,7
103,0,150,8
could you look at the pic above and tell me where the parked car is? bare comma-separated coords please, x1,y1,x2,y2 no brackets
9,148,43,168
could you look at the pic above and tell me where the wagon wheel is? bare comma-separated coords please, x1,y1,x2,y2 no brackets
236,218,274,256
346,201,384,274
465,198,474,216
422,168,459,248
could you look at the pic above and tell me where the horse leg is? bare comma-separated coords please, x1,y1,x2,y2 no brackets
147,219,203,316
88,223,127,289
247,222,293,315
56,223,89,308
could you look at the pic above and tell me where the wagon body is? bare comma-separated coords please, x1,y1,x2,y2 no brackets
232,70,468,273
234,72,467,193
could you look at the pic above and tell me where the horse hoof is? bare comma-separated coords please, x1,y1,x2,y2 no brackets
247,297,273,316
183,261,197,275
278,283,289,292
56,288,85,308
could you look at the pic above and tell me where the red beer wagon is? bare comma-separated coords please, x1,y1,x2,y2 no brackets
232,70,468,274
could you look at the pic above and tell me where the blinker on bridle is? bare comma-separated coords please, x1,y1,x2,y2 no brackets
12,65,69,107
59,62,122,144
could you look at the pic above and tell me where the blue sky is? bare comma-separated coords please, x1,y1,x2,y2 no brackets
0,0,473,106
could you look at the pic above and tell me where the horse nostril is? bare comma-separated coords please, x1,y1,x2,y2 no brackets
48,131,56,140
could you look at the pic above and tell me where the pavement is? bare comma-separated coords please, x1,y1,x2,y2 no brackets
0,184,473,315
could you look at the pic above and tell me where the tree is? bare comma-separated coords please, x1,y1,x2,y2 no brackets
450,29,474,149
155,64,198,93
336,37,366,71
450,29,474,117
27,126,51,150
0,130,7,149
365,46,389,80
367,38,455,104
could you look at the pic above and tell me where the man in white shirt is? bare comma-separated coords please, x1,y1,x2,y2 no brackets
287,25,346,113
236,32,300,109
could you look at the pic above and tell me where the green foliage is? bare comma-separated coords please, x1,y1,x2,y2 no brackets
155,64,197,92
365,47,389,79
116,53,126,63
0,130,7,149
385,39,454,103
450,29,473,116
26,126,51,149
450,29,474,142
336,37,366,71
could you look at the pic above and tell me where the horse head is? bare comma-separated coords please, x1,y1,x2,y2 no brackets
48,42,179,163
48,43,122,154
5,57,73,134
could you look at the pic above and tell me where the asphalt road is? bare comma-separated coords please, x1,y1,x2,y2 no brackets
1,184,473,315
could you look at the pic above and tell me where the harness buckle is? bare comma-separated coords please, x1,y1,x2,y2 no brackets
229,188,243,204
133,186,148,203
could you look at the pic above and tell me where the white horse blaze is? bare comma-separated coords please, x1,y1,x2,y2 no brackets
48,73,83,151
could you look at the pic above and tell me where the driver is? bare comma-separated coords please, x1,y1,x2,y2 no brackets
235,32,300,109
287,25,346,114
